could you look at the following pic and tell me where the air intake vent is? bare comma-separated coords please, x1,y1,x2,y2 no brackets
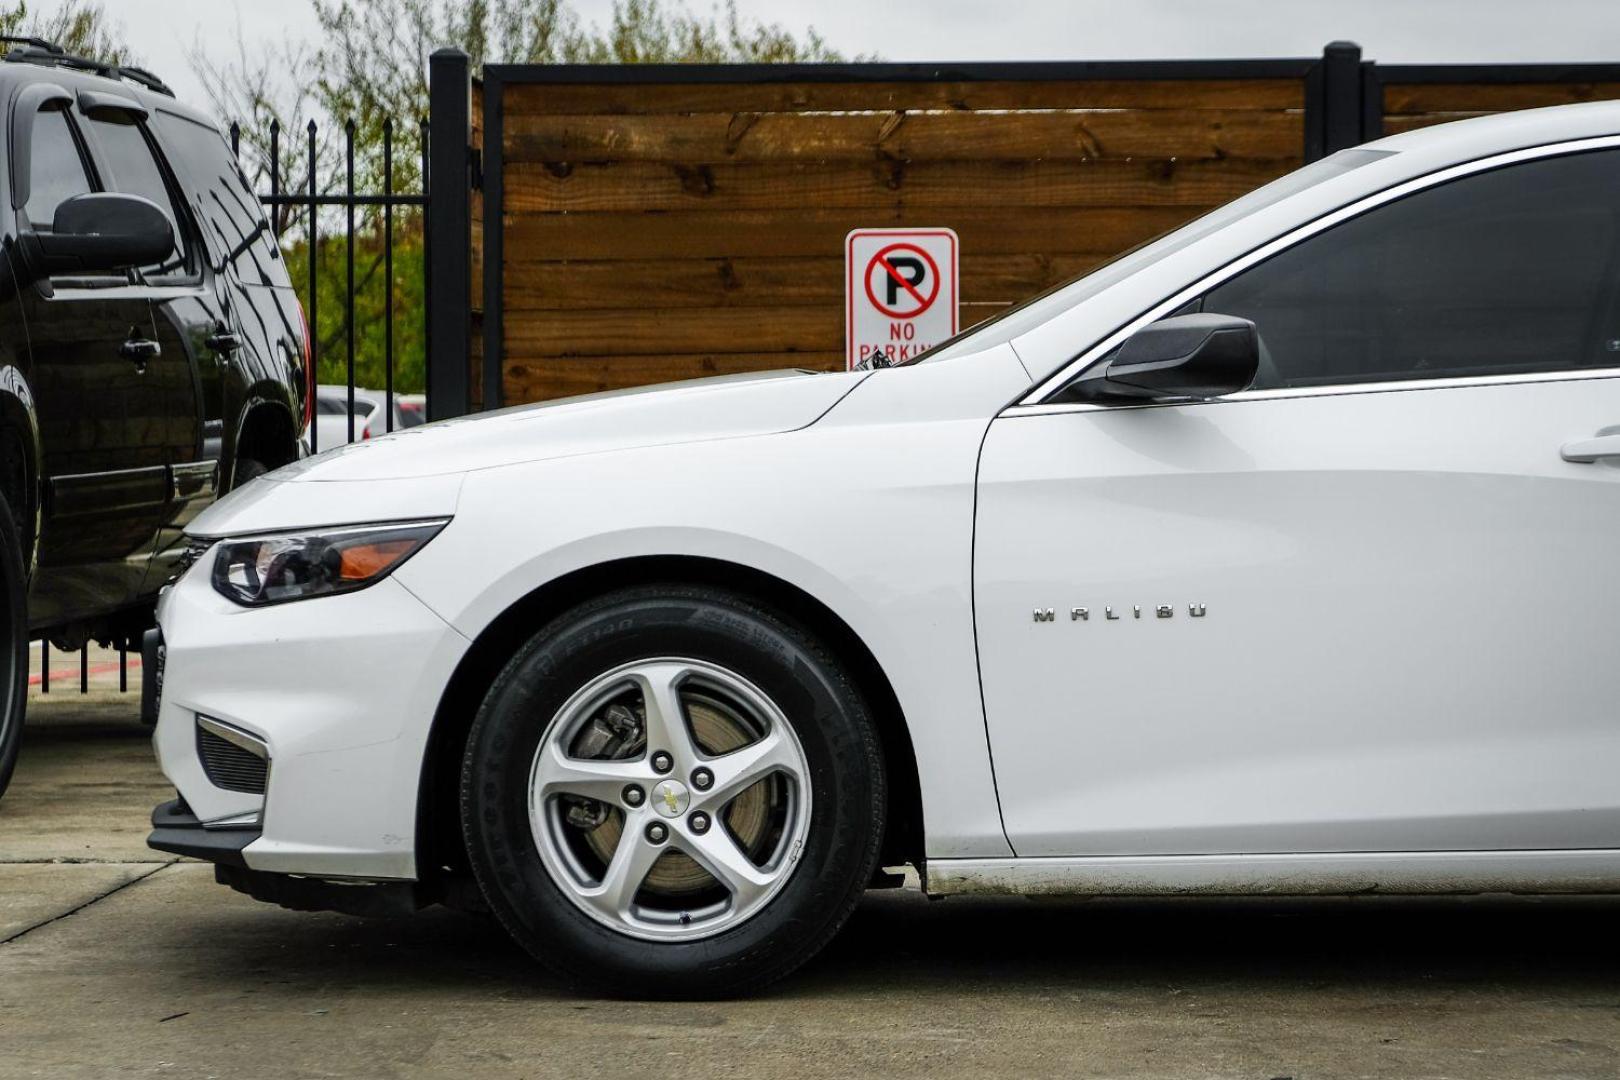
196,719,268,794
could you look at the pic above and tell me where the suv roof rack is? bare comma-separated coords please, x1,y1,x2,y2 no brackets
0,37,174,98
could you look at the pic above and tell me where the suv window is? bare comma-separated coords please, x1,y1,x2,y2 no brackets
151,111,279,286
25,106,92,228
1203,148,1620,389
86,113,191,280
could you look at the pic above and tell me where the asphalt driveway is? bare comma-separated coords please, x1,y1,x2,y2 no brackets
3,686,1620,1079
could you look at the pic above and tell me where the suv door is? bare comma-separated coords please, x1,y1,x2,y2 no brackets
18,98,195,626
77,101,221,589
975,146,1620,858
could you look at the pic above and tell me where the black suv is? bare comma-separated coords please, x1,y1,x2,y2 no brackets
0,41,309,797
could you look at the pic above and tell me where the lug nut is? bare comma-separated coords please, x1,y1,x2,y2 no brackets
622,784,645,807
650,750,674,774
691,767,713,791
689,812,711,835
645,821,669,844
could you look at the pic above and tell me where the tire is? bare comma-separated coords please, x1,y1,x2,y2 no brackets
232,457,269,489
0,492,27,801
461,584,886,998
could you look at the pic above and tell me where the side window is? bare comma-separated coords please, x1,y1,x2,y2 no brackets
25,105,93,229
1204,149,1620,389
86,113,191,281
151,111,278,286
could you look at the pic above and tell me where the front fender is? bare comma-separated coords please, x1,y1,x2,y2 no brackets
393,425,1014,861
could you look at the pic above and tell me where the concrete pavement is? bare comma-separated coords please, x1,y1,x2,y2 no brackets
4,690,1620,1078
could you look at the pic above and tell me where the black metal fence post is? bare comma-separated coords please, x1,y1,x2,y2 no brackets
1304,40,1368,161
426,48,472,421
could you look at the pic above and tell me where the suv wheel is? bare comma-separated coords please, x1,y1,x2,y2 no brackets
0,492,27,799
460,585,886,998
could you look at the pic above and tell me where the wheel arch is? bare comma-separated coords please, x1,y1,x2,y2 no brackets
415,554,925,887
0,364,42,571
228,394,299,490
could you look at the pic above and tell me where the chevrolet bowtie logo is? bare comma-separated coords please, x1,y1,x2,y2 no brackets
662,787,681,813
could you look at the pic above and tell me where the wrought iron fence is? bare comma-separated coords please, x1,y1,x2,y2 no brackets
232,115,432,452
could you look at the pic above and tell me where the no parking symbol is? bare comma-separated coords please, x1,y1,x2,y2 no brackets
846,228,958,370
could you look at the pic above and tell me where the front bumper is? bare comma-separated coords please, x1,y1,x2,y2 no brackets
147,548,470,881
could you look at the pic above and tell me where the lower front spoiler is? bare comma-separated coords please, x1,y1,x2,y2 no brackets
146,797,462,918
147,797,255,867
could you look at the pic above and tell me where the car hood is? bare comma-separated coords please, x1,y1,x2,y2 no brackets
277,368,870,483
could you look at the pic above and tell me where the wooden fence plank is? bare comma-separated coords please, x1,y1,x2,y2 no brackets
504,351,845,400
503,109,1305,164
503,157,1293,214
1382,82,1620,114
506,306,845,356
503,253,1108,310
504,78,1306,115
502,205,1198,260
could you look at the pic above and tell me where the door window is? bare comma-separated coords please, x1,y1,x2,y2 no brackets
86,113,192,281
151,111,278,286
24,106,93,229
1203,148,1620,389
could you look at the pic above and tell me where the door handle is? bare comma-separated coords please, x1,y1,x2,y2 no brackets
206,329,242,355
119,338,162,370
1561,433,1620,463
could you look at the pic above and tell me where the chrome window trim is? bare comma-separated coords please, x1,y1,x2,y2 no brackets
1006,365,1620,418
1017,134,1620,410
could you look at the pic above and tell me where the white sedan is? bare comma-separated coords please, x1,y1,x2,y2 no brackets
148,101,1620,997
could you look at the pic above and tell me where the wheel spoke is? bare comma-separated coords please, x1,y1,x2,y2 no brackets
630,663,701,772
533,740,648,805
674,821,776,911
580,811,663,918
698,728,801,809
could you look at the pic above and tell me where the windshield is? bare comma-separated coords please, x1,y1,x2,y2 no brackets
901,148,1393,367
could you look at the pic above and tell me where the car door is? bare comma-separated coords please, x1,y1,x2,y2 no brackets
18,97,193,625
975,144,1620,858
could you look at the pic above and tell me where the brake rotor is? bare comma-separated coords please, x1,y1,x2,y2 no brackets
579,691,775,896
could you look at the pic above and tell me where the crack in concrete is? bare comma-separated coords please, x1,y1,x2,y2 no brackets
0,858,176,865
0,860,177,945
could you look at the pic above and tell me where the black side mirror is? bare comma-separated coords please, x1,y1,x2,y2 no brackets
1062,313,1260,403
14,192,173,280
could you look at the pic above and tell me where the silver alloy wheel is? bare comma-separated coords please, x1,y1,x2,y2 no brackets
527,657,812,942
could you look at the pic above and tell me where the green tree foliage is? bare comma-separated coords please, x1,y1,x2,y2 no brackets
287,230,427,397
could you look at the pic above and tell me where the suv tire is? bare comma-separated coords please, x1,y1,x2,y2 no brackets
0,492,28,800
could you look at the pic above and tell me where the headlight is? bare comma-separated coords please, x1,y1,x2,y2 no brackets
210,519,448,607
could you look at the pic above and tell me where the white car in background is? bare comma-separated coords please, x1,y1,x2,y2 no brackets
149,102,1620,997
312,385,406,448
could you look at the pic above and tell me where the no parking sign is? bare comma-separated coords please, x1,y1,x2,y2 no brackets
845,228,959,370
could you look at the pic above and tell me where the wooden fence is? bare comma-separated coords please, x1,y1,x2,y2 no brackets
423,45,1620,412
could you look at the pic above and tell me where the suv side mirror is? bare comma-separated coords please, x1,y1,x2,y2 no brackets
14,192,173,280
1063,313,1260,403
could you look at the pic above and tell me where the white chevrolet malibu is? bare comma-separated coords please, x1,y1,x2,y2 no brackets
149,102,1620,996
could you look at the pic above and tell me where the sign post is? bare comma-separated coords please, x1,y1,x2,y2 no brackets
845,228,959,369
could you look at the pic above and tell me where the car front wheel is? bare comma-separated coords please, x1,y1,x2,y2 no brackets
460,584,886,997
